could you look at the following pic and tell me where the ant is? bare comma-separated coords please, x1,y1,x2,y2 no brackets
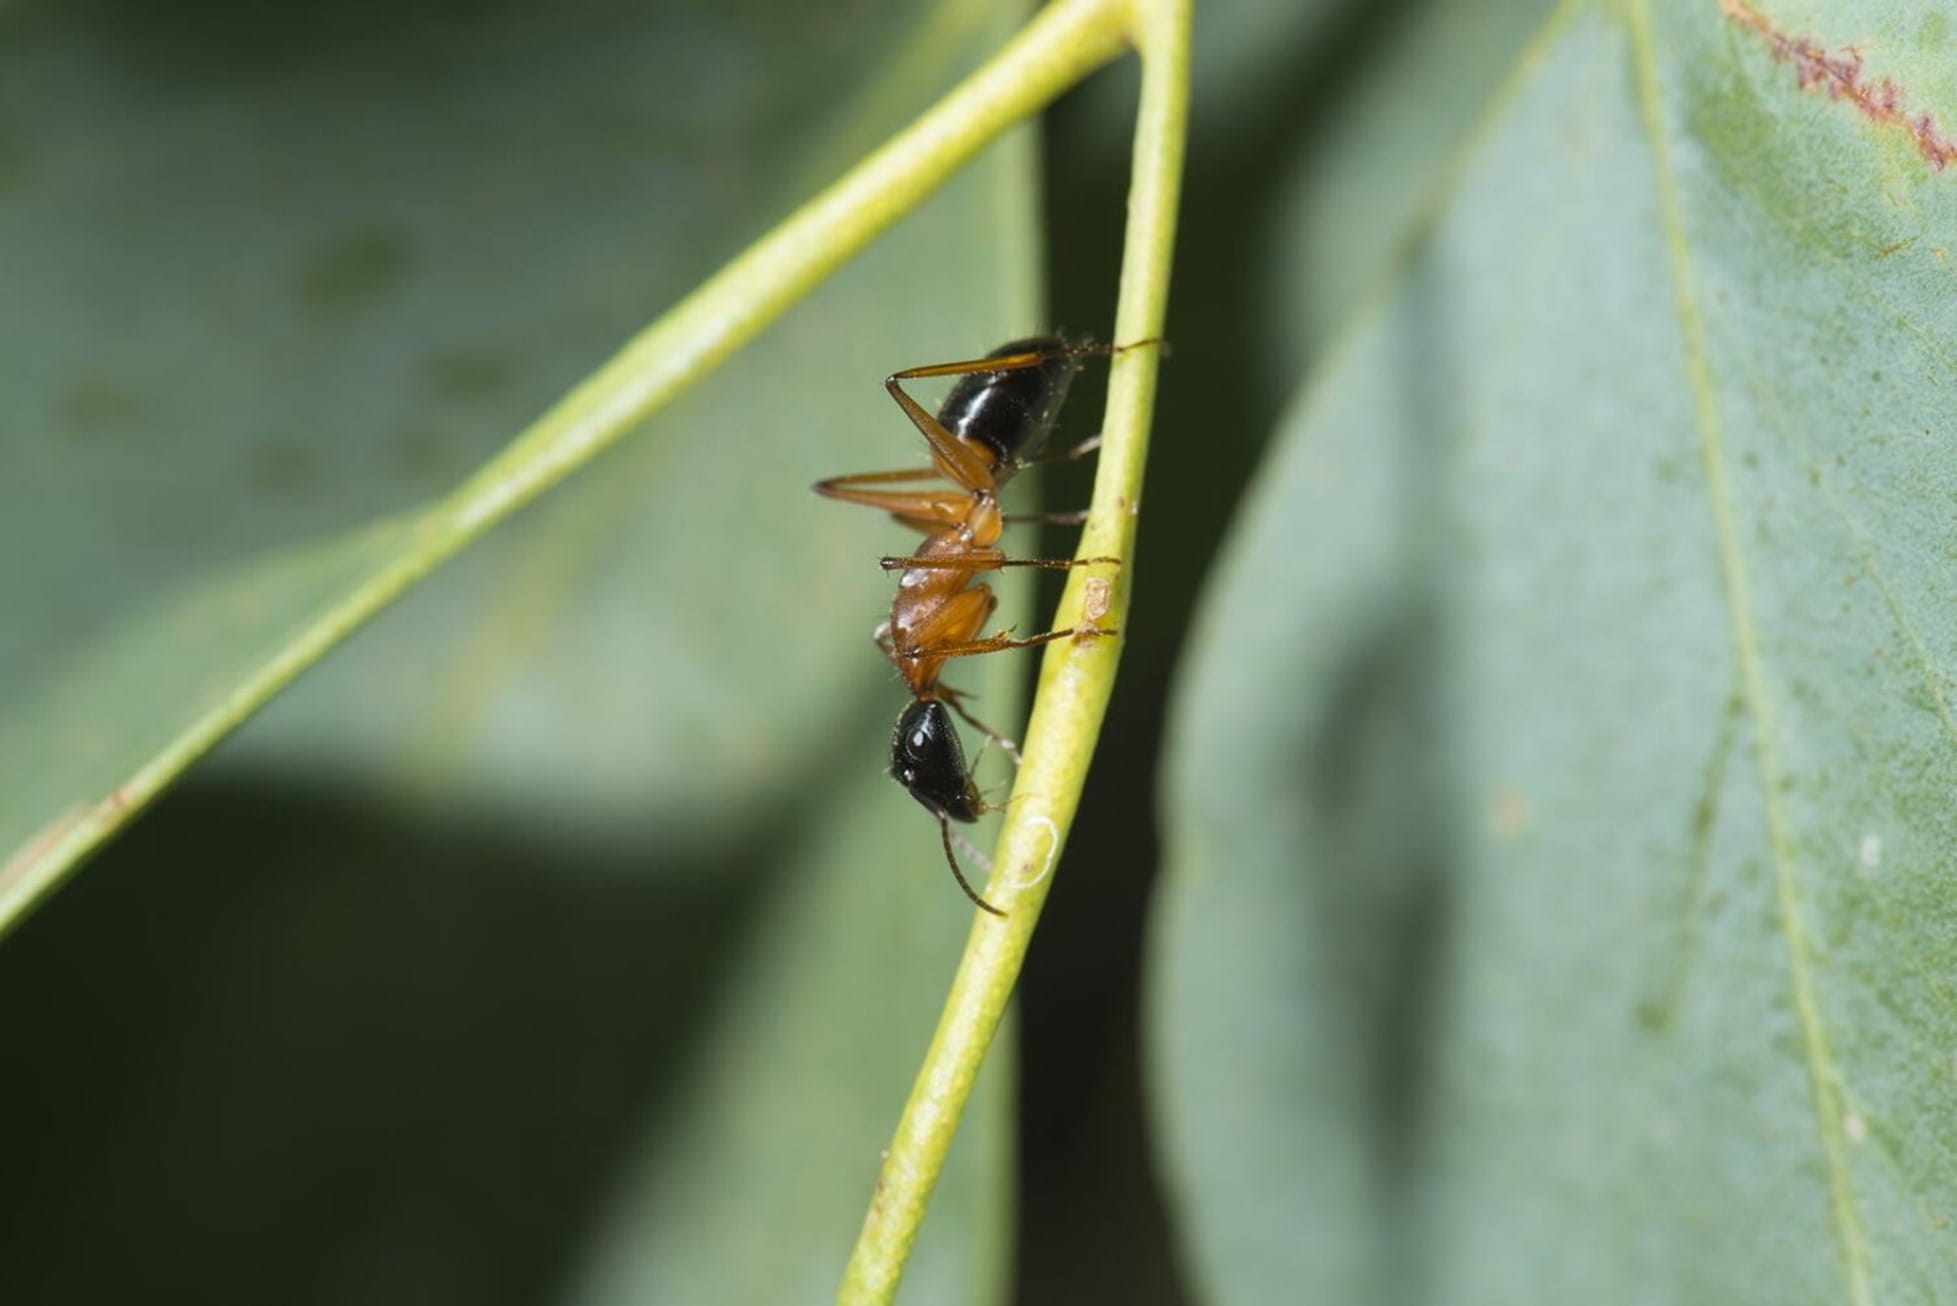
815,335,1158,916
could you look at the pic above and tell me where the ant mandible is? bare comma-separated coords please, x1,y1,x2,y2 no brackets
815,335,1157,916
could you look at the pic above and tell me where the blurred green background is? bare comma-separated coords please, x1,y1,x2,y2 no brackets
8,0,1957,1302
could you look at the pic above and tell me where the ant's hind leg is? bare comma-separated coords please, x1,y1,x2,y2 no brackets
1018,433,1102,466
1005,434,1101,525
1003,509,1091,527
883,347,1066,495
880,551,1120,572
813,472,972,530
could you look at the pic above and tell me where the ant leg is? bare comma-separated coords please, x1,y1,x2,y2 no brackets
880,552,1120,572
884,342,1113,493
936,685,1023,764
1018,434,1102,466
814,466,937,487
885,356,1053,495
1007,432,1100,526
904,336,1164,378
936,814,1006,917
957,710,1022,767
906,625,1119,665
872,620,901,668
993,556,1121,569
887,346,1071,385
1003,509,1090,526
814,471,972,529
881,339,1165,495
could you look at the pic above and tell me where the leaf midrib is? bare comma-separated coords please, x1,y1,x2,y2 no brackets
1626,0,1871,1300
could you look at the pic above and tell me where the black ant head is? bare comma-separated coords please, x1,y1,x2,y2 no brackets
891,699,984,823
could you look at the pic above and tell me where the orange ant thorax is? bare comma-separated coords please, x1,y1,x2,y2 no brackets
890,529,1000,698
960,489,1003,547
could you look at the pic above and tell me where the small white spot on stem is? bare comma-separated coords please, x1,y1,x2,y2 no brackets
1013,815,1061,890
1083,575,1113,626
1857,832,1881,875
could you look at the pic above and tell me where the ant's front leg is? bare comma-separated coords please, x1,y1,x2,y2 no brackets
934,683,1023,765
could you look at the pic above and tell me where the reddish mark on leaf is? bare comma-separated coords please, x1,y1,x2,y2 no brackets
1722,0,1957,170
1490,788,1532,839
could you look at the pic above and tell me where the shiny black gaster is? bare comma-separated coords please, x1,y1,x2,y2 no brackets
935,336,1082,467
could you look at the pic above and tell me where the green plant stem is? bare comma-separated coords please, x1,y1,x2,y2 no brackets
0,0,1132,939
836,0,1190,1300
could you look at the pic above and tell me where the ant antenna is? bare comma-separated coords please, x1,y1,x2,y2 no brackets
938,814,1005,917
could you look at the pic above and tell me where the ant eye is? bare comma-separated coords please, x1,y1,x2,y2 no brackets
910,729,929,751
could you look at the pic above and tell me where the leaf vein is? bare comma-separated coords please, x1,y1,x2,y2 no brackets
1719,273,1957,751
1629,2,1871,1299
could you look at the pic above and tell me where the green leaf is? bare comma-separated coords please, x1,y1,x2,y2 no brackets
1152,0,1957,1301
0,0,1046,1299
1269,0,1556,351
0,0,1119,932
